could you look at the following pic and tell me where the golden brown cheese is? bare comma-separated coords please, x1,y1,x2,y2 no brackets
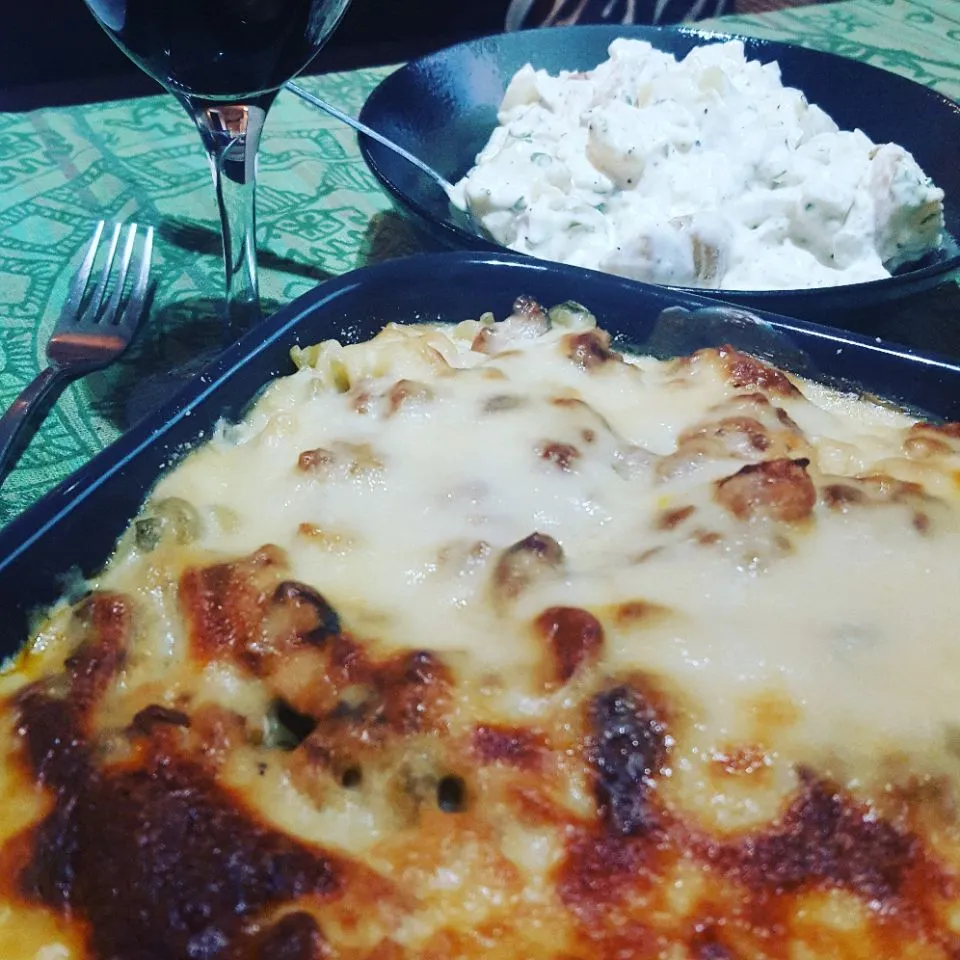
1,300,960,959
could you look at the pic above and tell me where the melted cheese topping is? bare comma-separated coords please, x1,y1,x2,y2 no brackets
151,320,956,777
2,301,960,959
450,39,945,290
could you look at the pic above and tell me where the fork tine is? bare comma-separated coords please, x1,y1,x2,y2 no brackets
61,220,106,319
103,224,138,325
82,222,122,322
117,225,154,331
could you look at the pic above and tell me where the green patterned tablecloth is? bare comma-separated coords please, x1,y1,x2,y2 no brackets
0,0,957,526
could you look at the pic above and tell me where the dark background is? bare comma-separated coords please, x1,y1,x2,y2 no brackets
0,0,815,109
0,0,508,107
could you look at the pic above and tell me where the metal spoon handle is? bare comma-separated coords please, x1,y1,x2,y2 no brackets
285,82,455,197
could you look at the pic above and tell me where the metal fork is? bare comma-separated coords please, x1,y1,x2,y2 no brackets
0,220,154,487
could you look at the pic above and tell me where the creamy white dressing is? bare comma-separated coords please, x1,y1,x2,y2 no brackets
450,39,945,290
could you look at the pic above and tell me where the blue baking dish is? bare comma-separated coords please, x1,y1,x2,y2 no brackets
0,251,958,654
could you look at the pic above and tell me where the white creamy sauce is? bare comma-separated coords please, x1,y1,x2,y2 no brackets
450,39,945,291
124,314,960,800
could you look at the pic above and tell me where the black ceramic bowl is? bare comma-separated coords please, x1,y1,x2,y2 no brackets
357,25,960,324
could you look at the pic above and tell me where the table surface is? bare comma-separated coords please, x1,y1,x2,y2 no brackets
0,0,957,527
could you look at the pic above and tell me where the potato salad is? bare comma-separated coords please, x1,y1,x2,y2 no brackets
449,39,945,291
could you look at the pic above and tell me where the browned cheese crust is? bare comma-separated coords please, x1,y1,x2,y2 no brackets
1,301,959,960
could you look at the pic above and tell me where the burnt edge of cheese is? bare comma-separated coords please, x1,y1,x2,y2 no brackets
252,911,329,960
820,473,942,534
491,531,565,605
655,504,697,530
537,441,583,472
562,329,620,370
557,767,930,949
512,295,548,321
903,422,960,459
533,606,605,686
386,379,434,416
272,581,342,646
2,556,946,958
717,345,800,398
471,724,546,770
588,681,669,837
681,415,772,454
705,771,917,899
6,592,345,960
715,458,816,522
180,549,343,671
179,545,287,668
129,704,191,736
302,645,453,761
912,421,960,439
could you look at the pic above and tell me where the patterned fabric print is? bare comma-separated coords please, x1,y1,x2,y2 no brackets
699,0,960,100
0,0,956,527
0,67,421,525
504,0,730,29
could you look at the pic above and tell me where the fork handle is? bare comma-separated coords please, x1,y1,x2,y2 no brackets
0,366,72,488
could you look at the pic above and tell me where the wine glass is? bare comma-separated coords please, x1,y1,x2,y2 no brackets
83,0,354,335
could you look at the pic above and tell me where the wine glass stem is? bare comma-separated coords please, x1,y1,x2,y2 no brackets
179,93,276,337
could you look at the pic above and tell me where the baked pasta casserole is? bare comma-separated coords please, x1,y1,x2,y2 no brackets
1,299,959,959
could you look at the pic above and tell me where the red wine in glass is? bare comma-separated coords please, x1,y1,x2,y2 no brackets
83,0,353,332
